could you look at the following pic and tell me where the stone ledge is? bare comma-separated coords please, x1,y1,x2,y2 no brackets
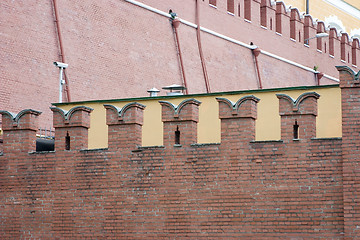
80,148,108,153
250,140,283,144
191,143,221,147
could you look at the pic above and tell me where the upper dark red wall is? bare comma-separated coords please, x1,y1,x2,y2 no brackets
1,0,359,129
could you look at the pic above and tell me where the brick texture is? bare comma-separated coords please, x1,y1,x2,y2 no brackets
1,0,359,130
160,99,201,147
50,106,93,151
104,103,145,149
337,66,360,239
277,92,320,140
1,66,359,238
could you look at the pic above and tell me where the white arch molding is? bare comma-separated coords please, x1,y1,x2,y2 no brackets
350,29,360,40
325,15,345,35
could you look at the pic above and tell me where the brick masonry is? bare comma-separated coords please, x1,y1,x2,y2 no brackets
1,0,359,129
0,66,359,238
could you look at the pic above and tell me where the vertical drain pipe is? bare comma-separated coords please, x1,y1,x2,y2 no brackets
252,47,263,89
195,0,211,93
52,0,71,102
306,0,309,14
172,18,188,94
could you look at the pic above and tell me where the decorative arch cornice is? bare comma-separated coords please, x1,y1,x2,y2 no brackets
350,28,360,40
352,38,360,47
104,102,146,121
341,32,350,43
261,0,274,7
317,21,326,30
329,27,340,38
276,92,320,112
276,1,290,13
159,98,201,118
304,14,316,26
291,8,303,20
336,66,360,81
0,109,41,127
50,106,93,124
216,95,260,115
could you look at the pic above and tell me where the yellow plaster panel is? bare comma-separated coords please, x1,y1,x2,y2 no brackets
316,87,342,138
255,92,281,141
141,99,163,146
197,96,221,143
345,0,360,10
57,86,341,149
280,0,305,11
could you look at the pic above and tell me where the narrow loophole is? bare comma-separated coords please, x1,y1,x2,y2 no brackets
175,126,180,145
293,120,299,139
65,131,70,150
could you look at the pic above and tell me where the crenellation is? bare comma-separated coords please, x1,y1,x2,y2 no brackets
341,33,352,63
0,109,41,131
329,27,340,57
160,99,201,147
304,15,317,47
50,106,93,128
216,95,259,119
0,109,41,153
316,21,326,52
200,0,359,71
159,99,201,122
275,1,290,36
260,0,276,30
290,8,304,42
217,96,259,143
248,0,261,25
104,103,145,125
104,103,145,149
50,106,93,151
352,38,359,66
277,92,320,140
241,0,260,24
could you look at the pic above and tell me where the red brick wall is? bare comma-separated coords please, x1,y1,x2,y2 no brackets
1,0,359,130
1,66,359,238
338,66,360,238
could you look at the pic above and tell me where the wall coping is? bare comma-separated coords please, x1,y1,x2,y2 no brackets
53,85,339,106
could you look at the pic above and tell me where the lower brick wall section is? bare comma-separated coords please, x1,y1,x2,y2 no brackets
0,138,345,239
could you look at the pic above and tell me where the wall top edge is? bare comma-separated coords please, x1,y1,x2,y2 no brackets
53,85,339,107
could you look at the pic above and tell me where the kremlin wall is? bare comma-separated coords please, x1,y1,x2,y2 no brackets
1,0,360,238
1,0,359,128
0,66,359,238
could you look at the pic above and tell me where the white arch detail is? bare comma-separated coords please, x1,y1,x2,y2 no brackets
350,28,360,40
325,15,345,35
323,0,360,20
